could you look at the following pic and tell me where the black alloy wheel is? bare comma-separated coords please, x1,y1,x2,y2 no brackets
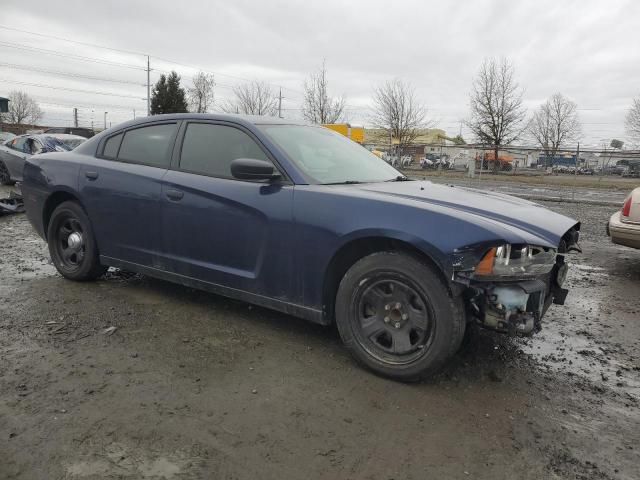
54,216,86,270
47,201,106,281
354,276,435,364
335,251,465,382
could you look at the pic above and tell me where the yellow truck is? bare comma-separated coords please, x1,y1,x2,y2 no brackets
322,123,365,144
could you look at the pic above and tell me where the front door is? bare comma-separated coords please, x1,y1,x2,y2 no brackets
160,121,295,300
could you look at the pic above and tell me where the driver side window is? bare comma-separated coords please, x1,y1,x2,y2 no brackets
179,123,271,178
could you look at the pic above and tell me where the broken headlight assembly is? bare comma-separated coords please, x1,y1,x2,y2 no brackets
472,244,557,280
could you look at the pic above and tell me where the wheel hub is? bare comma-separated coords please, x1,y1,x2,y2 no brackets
384,301,409,329
67,232,83,250
356,278,434,360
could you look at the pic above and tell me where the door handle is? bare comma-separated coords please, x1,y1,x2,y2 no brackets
165,189,184,201
85,171,99,180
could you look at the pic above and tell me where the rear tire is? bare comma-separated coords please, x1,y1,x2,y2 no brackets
0,160,15,185
47,201,106,281
335,251,465,382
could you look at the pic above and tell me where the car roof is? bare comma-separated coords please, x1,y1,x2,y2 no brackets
13,134,75,142
45,126,90,130
45,133,87,140
73,113,319,157
110,113,310,130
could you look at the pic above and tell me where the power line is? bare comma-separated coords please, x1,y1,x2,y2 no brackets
0,78,145,100
0,41,146,70
0,62,144,86
150,56,305,97
0,30,303,97
36,98,143,112
0,24,147,57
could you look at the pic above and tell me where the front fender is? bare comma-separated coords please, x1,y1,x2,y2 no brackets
335,227,451,277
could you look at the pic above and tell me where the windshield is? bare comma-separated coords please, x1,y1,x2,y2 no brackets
259,125,402,184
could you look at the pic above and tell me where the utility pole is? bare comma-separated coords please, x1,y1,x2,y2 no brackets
572,142,580,201
146,55,151,116
133,109,136,120
278,87,283,118
73,108,78,128
104,112,108,130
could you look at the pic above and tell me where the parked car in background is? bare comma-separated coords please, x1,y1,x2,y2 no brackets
0,134,74,184
607,187,640,249
44,127,95,139
46,134,87,150
0,132,16,143
22,114,581,381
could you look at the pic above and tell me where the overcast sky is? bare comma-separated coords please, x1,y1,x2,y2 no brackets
1,0,638,146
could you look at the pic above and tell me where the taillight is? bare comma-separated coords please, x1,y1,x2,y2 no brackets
621,196,632,217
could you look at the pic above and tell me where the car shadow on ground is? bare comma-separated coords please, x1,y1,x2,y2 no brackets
100,269,528,387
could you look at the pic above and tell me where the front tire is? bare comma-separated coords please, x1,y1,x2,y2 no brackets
47,201,106,281
335,252,465,382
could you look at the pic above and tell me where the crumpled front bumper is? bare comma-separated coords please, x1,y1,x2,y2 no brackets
450,225,579,336
457,255,570,336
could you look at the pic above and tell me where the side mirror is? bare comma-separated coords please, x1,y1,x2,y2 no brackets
230,158,280,181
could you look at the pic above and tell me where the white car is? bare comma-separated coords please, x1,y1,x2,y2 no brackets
608,187,640,249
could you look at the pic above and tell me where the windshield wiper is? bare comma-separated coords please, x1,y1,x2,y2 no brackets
323,180,363,185
385,175,411,182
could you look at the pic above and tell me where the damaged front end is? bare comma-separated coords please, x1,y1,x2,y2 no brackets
452,227,580,335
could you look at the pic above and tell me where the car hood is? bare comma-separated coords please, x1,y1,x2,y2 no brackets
356,181,579,247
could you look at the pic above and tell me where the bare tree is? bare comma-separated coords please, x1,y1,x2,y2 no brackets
528,93,581,166
5,91,43,126
221,81,278,116
466,58,526,171
188,71,215,113
302,60,345,124
626,97,640,143
370,78,429,153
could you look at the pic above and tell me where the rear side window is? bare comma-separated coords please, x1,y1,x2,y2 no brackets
102,133,123,159
179,123,269,177
117,123,177,168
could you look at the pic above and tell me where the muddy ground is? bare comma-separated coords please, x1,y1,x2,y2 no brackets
1,187,639,479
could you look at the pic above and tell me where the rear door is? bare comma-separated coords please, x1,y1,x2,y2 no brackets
159,121,295,299
78,122,179,267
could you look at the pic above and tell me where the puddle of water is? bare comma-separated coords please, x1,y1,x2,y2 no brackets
66,460,114,477
66,442,185,479
138,457,182,478
521,270,640,399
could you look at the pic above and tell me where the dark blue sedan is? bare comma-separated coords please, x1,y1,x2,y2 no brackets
21,114,580,381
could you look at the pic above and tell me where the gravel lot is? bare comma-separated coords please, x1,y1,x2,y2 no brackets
1,185,639,479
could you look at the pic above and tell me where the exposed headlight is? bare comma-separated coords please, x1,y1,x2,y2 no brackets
474,244,556,278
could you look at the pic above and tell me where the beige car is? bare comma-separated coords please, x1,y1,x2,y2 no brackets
608,187,640,249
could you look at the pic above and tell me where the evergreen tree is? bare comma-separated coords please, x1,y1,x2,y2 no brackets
150,71,188,114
